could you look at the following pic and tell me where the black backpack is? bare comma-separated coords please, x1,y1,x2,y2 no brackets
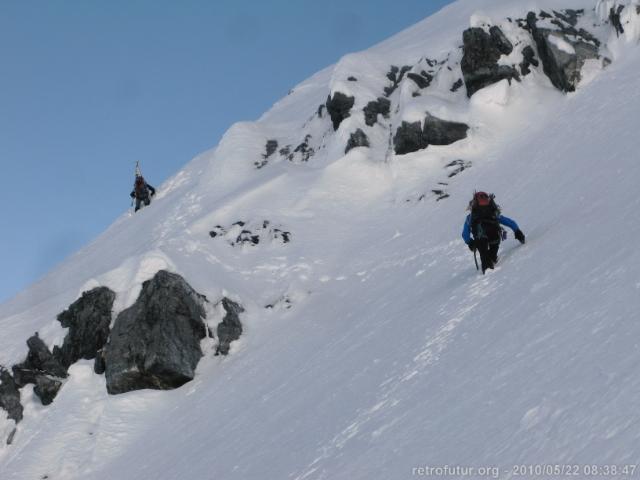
469,192,502,241
134,176,149,197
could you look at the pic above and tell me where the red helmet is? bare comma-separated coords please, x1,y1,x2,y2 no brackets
473,191,491,206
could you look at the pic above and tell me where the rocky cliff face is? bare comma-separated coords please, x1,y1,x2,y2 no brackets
255,3,622,183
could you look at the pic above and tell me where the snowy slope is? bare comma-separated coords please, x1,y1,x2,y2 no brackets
2,0,640,478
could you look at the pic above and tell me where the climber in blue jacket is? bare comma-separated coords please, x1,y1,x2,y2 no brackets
462,191,525,273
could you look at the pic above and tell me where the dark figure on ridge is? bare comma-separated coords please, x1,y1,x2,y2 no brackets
130,174,156,212
462,191,525,273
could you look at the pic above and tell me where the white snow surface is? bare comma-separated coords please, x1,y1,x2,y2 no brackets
2,0,640,478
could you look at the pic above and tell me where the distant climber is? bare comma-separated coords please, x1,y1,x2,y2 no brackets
130,174,156,212
462,191,525,273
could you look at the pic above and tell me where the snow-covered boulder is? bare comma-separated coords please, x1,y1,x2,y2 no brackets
461,27,520,97
52,286,115,369
104,270,207,395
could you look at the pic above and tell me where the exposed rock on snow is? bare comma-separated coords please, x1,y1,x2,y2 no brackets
445,159,472,178
104,270,207,395
12,334,67,404
0,368,22,423
461,27,520,97
345,129,370,153
291,135,315,162
363,97,391,127
52,287,115,369
424,114,469,145
326,92,355,130
215,298,244,356
255,139,279,169
265,295,293,311
34,376,62,406
393,121,424,155
432,189,450,201
393,114,469,155
93,349,106,375
450,78,464,92
526,11,600,92
384,65,411,96
209,220,291,247
609,5,625,36
406,71,433,89
520,45,540,75
489,25,514,55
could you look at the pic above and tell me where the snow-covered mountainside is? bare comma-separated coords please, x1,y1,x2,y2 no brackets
2,0,640,478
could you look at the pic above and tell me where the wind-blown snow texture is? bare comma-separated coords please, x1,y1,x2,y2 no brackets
2,0,640,478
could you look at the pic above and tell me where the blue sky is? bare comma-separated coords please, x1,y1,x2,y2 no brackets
0,0,454,303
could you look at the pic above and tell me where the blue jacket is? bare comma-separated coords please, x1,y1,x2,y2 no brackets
462,214,520,244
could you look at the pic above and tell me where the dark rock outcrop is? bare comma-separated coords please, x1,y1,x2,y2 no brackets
610,5,625,36
450,79,464,92
423,114,469,146
12,334,67,405
215,298,244,356
53,287,115,369
34,376,62,406
255,139,279,169
394,122,424,155
292,134,314,162
406,72,433,89
326,92,355,130
461,27,520,97
363,97,391,126
345,129,370,153
384,65,411,96
446,159,473,178
520,45,540,75
94,349,106,375
0,368,23,423
432,189,450,201
489,26,514,55
104,270,207,395
393,114,469,155
526,12,599,92
210,220,291,247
